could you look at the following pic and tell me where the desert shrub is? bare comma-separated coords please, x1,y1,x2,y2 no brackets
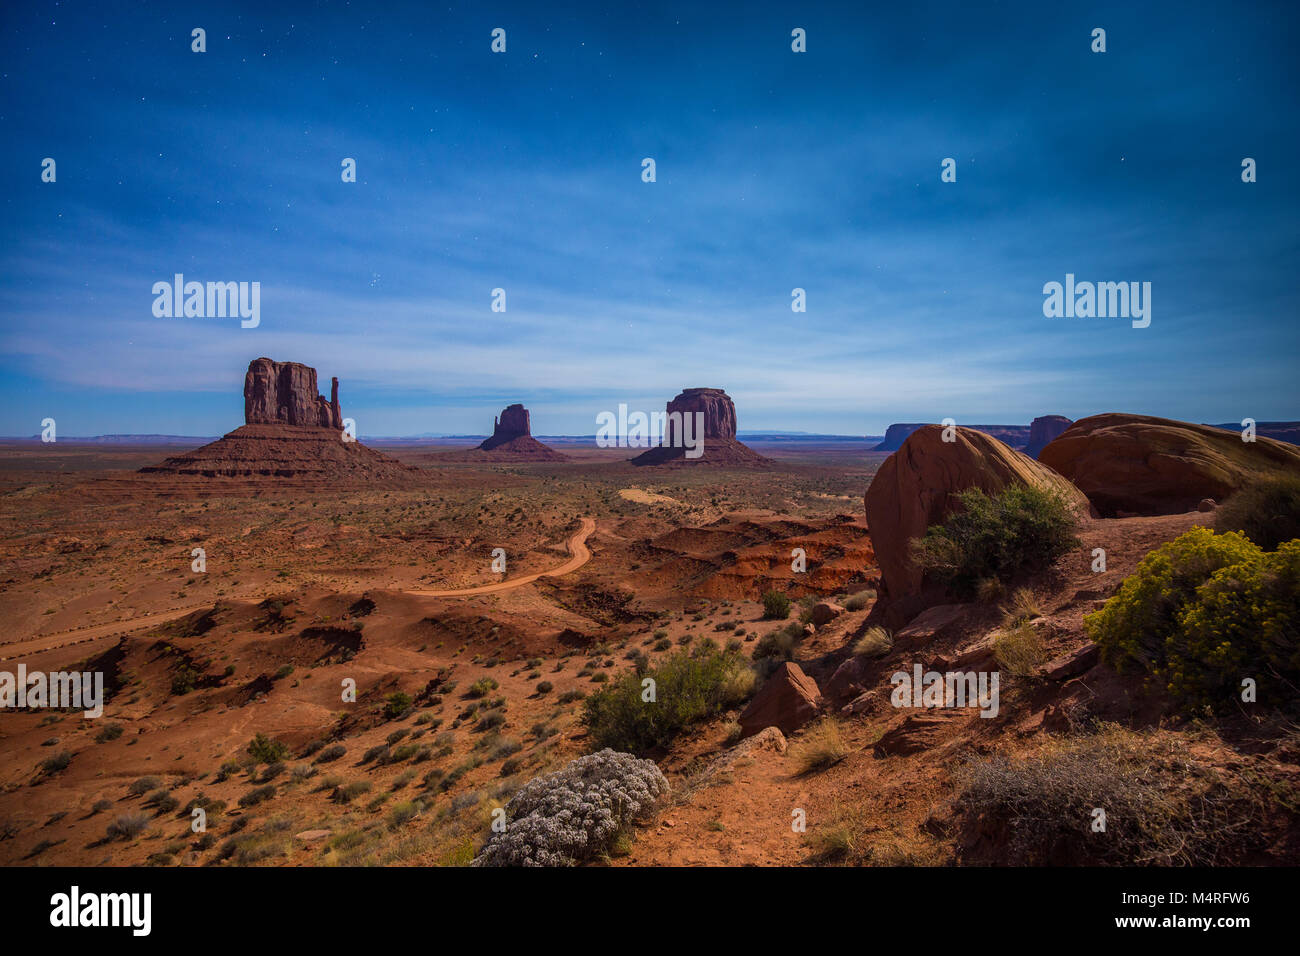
95,723,125,743
38,751,72,775
1000,587,1042,626
384,692,413,719
761,590,791,620
473,750,669,867
387,801,420,829
853,626,893,658
466,678,498,699
1215,474,1300,551
385,742,420,764
106,812,151,841
581,645,755,753
842,589,876,612
913,485,1079,598
238,784,277,807
246,733,288,764
170,664,200,696
150,794,180,815
331,781,371,804
127,775,161,796
791,719,849,774
312,744,346,764
954,725,1269,865
994,621,1047,677
1086,528,1300,711
752,621,804,664
536,680,553,695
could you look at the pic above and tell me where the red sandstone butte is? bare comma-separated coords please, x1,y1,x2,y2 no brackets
632,387,769,466
244,357,342,429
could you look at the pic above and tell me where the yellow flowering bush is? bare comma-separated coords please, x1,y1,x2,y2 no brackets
1085,528,1300,712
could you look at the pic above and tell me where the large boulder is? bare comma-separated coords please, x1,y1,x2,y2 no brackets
244,357,341,429
864,426,1089,621
1039,413,1300,516
737,662,821,737
1025,415,1073,459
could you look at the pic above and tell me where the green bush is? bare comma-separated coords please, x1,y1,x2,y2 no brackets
842,589,876,612
752,622,804,664
913,485,1079,598
1215,475,1300,551
581,645,755,753
1086,528,1300,711
246,733,288,764
761,590,791,620
384,692,413,719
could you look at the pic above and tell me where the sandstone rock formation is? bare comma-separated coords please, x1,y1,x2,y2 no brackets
1025,415,1073,459
632,387,769,466
864,426,1089,623
480,404,531,450
142,424,418,483
1039,413,1300,516
438,404,569,461
142,358,416,483
244,357,341,429
737,662,821,737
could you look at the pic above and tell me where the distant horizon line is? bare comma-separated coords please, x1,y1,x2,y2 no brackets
5,418,1297,445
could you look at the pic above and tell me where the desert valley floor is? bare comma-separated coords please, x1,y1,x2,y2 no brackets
1,438,1297,867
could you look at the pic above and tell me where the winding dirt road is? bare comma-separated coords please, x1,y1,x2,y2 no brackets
406,516,596,597
2,517,597,660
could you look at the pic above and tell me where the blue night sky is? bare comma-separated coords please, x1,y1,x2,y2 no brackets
2,1,1297,438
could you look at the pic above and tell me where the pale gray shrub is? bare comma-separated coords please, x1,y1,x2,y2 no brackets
472,749,669,867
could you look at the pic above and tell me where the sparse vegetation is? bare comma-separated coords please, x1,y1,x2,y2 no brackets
106,812,150,841
1087,528,1300,712
384,692,413,719
474,750,669,866
246,733,289,764
842,589,876,612
581,645,756,753
853,626,893,658
913,485,1079,598
791,718,849,774
761,590,792,620
1215,474,1300,551
994,621,1047,677
955,725,1272,865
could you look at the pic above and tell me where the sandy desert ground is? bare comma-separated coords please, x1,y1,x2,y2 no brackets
1,433,1297,868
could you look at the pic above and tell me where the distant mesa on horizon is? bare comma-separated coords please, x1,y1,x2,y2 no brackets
873,421,1039,455
435,403,570,461
141,358,415,483
1025,415,1074,459
632,387,770,467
